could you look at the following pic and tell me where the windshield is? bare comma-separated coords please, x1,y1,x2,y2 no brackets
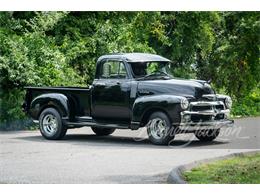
129,61,173,80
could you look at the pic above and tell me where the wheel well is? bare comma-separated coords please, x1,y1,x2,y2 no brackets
140,108,171,127
37,104,63,119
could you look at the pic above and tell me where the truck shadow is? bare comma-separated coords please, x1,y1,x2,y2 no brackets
16,133,229,149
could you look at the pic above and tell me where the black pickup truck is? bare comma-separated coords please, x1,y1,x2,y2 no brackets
23,53,233,145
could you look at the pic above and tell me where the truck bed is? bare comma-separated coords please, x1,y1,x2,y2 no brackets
24,86,92,119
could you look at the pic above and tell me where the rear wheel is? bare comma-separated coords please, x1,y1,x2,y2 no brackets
147,112,175,145
91,127,115,136
194,129,220,142
39,108,67,140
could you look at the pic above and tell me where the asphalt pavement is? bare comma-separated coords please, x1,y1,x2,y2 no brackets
0,117,259,183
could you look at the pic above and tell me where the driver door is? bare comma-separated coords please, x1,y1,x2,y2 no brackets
91,60,131,121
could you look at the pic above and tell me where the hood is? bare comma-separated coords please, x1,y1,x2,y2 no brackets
137,78,214,99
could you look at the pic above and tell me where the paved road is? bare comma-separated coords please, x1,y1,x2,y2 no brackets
0,117,259,183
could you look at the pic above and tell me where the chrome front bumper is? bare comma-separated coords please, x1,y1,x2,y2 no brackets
178,119,234,131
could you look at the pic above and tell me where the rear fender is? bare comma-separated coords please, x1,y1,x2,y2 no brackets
30,93,70,120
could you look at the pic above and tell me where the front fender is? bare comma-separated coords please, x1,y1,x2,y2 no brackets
132,94,185,125
30,93,70,120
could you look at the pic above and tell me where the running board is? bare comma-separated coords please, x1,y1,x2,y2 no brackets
65,121,130,129
34,118,130,129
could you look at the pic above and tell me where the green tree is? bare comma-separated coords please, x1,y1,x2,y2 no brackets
0,11,259,128
195,12,260,99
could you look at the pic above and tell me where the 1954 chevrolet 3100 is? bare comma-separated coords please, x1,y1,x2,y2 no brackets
23,53,234,145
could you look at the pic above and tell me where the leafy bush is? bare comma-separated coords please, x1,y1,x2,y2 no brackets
0,12,85,130
231,88,260,117
0,89,36,130
0,89,25,123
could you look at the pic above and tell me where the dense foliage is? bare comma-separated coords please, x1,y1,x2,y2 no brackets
0,12,259,129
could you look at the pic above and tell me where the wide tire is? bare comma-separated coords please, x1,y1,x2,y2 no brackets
194,129,220,142
39,108,67,140
91,127,115,136
147,112,175,145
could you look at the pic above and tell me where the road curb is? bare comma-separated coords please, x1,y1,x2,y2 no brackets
167,150,260,184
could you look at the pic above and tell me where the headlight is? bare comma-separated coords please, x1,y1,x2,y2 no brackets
225,96,232,109
181,98,189,110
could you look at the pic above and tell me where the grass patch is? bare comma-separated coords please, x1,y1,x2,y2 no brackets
183,153,260,184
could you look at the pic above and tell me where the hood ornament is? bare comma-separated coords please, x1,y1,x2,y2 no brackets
202,94,217,101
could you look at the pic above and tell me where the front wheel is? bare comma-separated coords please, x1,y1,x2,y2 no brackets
147,112,175,145
91,127,115,136
194,129,220,142
39,108,67,140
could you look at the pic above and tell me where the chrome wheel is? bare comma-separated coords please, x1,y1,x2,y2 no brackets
148,118,168,139
42,114,58,136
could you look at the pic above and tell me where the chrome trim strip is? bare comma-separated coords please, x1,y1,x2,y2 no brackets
182,109,230,116
75,116,93,121
33,120,39,123
179,120,234,126
202,94,217,101
190,101,225,106
202,94,230,100
177,120,234,131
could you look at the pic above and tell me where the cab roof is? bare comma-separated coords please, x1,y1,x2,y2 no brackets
97,53,171,63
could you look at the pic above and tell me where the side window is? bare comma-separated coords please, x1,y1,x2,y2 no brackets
118,62,127,78
100,61,127,79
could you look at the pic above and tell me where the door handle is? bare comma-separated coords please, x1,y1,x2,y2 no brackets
95,82,106,87
108,81,120,85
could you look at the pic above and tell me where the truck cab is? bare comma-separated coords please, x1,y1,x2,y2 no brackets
23,53,234,145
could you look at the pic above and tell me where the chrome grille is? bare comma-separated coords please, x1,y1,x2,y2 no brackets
190,101,225,111
188,101,226,122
